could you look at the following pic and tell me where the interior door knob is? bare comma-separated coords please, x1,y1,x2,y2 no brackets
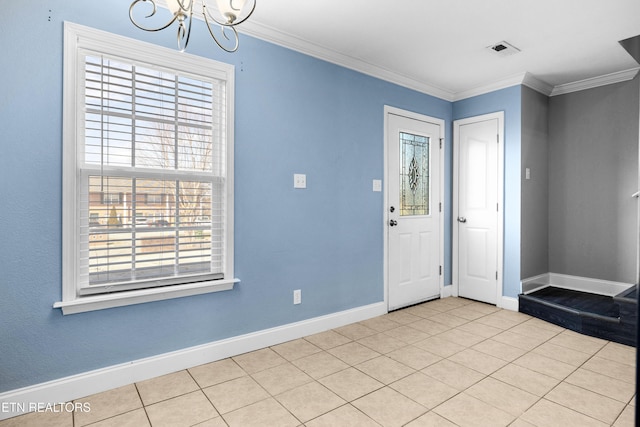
457,217,467,223
389,219,398,226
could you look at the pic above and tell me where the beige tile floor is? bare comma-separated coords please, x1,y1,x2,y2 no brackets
1,297,637,427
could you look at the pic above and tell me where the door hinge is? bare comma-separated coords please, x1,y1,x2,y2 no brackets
439,202,442,212
439,266,442,276
439,138,443,149
497,203,499,212
496,271,498,280
497,134,499,143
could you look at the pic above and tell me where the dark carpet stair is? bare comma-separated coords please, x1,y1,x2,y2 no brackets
519,285,637,347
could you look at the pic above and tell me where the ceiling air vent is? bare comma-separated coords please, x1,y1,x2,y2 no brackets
487,41,520,57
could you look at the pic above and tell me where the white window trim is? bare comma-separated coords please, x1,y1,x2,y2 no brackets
55,22,237,315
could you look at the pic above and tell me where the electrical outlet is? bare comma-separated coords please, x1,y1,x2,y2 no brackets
293,289,301,304
294,174,306,189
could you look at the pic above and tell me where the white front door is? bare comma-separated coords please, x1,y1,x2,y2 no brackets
453,113,503,305
386,109,442,311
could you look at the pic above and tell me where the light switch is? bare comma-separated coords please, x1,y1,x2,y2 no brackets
294,174,306,189
372,179,382,192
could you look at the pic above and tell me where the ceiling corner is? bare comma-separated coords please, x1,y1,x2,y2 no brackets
521,73,554,96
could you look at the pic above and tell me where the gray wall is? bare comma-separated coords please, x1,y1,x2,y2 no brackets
521,87,550,279
548,76,639,283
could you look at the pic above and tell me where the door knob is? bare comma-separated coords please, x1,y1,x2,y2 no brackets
389,219,398,227
457,217,467,223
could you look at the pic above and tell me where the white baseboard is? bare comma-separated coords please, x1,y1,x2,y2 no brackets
520,273,551,294
521,273,633,297
444,283,515,310
499,296,519,312
441,284,453,298
0,302,387,421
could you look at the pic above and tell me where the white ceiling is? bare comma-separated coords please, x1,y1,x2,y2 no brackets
237,0,640,101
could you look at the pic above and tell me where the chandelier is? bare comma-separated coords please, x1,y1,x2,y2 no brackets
129,0,256,52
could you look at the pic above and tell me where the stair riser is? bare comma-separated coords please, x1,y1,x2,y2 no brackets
519,297,636,347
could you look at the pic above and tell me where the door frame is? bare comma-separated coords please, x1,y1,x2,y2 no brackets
452,111,505,306
383,105,445,311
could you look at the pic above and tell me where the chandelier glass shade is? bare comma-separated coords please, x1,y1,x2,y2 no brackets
129,0,256,52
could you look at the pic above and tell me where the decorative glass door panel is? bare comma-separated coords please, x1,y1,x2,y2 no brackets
400,132,430,216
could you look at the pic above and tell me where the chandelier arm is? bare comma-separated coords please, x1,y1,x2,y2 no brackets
203,15,239,52
176,6,194,51
129,0,180,32
129,0,255,52
202,0,256,27
175,0,194,11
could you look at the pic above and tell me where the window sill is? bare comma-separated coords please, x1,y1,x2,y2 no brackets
53,278,239,315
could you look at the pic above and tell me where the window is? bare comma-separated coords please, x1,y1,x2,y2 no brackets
56,23,237,314
145,193,164,205
400,132,430,216
101,192,123,205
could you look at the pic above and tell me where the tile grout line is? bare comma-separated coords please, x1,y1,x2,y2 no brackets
408,305,566,426
183,368,225,426
2,298,636,427
131,381,155,427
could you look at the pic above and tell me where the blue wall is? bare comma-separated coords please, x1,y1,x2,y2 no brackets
453,87,523,298
0,0,457,392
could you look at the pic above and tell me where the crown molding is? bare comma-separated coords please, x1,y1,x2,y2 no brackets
240,21,456,101
452,72,526,101
522,73,555,96
550,67,640,96
143,2,639,101
152,0,455,100
241,22,638,100
245,22,639,101
452,72,555,101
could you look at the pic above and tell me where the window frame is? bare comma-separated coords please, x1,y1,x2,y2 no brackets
55,22,237,315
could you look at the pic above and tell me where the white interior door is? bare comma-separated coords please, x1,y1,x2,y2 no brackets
454,114,502,305
387,110,442,311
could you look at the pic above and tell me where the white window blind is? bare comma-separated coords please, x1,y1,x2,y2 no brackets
58,23,235,314
76,51,227,295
